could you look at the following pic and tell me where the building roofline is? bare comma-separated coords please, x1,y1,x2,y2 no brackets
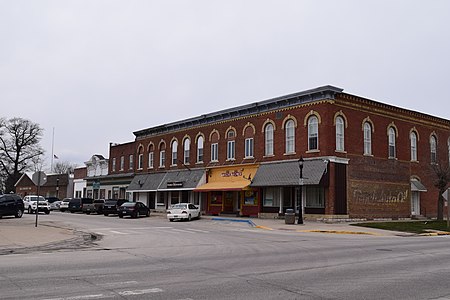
133,85,343,138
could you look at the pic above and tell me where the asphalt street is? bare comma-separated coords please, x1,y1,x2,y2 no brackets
1,212,450,300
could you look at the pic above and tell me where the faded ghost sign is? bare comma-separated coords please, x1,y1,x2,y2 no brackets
350,181,410,205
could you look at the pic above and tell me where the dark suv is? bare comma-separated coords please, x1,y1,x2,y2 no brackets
0,194,24,218
68,198,93,213
103,199,128,216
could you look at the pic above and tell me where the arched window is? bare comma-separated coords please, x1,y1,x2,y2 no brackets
308,116,319,151
183,138,190,165
410,132,418,161
159,142,166,168
430,135,437,164
265,123,274,156
148,144,154,169
388,127,396,158
197,136,204,163
363,122,372,155
137,146,144,170
285,120,295,154
244,125,254,159
171,140,178,166
227,129,236,160
335,116,345,151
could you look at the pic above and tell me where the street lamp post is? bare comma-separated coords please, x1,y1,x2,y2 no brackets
298,156,304,224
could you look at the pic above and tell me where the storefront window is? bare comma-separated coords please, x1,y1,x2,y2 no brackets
305,186,324,208
171,191,179,205
263,187,280,207
211,191,222,205
244,190,257,205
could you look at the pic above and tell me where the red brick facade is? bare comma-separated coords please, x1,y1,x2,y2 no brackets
110,87,450,219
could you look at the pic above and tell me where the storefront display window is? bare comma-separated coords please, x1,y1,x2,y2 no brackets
263,187,280,207
211,191,222,205
305,186,325,208
244,190,257,205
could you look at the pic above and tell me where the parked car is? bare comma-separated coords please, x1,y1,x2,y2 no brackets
82,199,105,214
23,195,50,214
46,197,60,204
68,198,93,213
118,202,150,218
103,199,128,216
0,194,24,218
167,203,201,222
59,198,71,212
49,200,62,210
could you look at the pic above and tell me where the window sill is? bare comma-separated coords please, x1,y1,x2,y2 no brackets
226,158,236,162
388,157,397,160
210,160,219,163
195,161,204,165
335,150,347,154
306,149,320,154
284,152,296,156
411,160,419,163
363,153,373,157
263,154,275,158
244,156,254,160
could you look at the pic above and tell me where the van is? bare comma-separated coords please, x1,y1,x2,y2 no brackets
68,198,93,213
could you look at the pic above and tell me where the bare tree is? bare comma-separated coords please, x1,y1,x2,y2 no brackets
0,117,44,193
431,161,450,221
53,161,77,174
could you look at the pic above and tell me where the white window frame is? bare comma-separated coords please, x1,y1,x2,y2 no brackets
120,156,124,171
388,127,396,159
227,140,235,160
265,123,274,156
159,150,165,168
197,136,204,163
112,158,116,172
211,143,218,162
129,154,134,170
171,141,178,166
431,135,437,164
335,116,344,151
410,132,418,161
184,139,190,165
285,120,295,154
308,116,319,151
364,122,372,155
148,152,154,169
245,138,254,158
138,153,143,170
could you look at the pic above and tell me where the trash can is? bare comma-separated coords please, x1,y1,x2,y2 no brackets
285,209,295,224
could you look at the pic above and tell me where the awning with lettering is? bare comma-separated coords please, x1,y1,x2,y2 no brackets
250,159,328,187
194,165,258,192
411,179,427,192
157,169,206,191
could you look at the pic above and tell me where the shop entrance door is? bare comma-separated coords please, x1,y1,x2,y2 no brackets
223,191,235,213
411,191,420,216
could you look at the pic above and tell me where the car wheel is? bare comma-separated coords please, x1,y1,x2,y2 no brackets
188,214,192,221
104,213,109,216
169,219,174,222
146,210,150,217
119,214,123,218
197,212,201,219
45,210,50,215
86,211,90,215
28,207,33,214
15,209,23,218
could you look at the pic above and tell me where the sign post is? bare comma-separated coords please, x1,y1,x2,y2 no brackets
443,189,449,228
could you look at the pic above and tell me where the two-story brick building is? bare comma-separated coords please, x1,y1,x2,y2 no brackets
111,85,449,220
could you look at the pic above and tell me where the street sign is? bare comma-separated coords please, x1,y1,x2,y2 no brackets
32,171,47,186
443,189,449,201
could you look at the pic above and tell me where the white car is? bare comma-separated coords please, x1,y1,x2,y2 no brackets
59,198,71,212
23,195,50,214
167,203,201,222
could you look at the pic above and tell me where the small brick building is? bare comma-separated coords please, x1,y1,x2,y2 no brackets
111,86,449,220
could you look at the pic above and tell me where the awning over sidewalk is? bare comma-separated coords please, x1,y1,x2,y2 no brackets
411,179,427,192
194,164,258,192
128,169,206,192
127,173,166,192
250,159,328,187
158,169,205,191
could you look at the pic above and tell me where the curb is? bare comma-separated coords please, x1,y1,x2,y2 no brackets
211,217,256,227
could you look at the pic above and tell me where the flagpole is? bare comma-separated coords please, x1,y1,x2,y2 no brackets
51,127,55,173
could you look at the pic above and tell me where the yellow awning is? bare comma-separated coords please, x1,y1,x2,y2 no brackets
194,180,250,192
194,164,258,192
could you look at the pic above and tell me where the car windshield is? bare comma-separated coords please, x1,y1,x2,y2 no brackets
29,196,45,201
171,204,187,209
122,202,135,207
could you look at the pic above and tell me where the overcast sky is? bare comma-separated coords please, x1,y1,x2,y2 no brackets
1,0,449,170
